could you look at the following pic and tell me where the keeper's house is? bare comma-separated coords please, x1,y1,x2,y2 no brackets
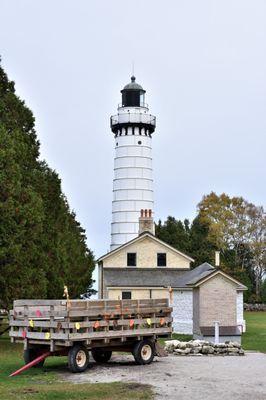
98,211,247,343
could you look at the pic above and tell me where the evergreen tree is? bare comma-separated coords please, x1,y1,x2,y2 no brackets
155,217,191,255
0,59,95,309
189,216,216,266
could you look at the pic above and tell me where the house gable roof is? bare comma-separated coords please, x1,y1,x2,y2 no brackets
97,232,194,263
190,269,248,290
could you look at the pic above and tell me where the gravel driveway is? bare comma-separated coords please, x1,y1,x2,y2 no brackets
63,352,266,400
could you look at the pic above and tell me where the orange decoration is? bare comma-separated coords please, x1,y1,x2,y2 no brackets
94,321,100,329
160,317,166,326
129,319,134,328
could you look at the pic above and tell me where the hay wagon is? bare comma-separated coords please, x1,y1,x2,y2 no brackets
9,298,172,373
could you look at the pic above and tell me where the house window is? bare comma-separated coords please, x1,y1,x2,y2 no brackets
157,253,166,267
127,253,136,267
122,291,132,300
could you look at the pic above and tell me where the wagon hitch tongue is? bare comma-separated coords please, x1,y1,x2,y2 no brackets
9,351,51,377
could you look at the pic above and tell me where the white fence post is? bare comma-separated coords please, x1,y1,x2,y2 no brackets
214,321,220,344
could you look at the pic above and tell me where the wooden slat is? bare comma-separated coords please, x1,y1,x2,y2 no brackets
69,327,172,340
68,306,172,317
9,316,172,329
10,331,68,340
14,300,67,307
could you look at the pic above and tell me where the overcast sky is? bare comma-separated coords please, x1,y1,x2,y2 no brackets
1,0,266,261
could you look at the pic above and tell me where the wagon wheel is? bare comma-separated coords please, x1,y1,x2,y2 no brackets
132,339,155,365
24,348,45,368
68,344,89,373
91,348,112,363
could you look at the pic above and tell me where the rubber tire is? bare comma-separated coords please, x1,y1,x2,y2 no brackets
132,339,155,365
68,345,89,373
91,349,112,363
24,348,45,368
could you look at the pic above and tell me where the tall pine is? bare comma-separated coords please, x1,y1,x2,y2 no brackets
0,60,95,309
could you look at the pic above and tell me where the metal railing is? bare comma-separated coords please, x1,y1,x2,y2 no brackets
111,113,156,127
117,102,149,109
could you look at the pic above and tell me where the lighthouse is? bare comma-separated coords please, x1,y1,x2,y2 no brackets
110,76,156,250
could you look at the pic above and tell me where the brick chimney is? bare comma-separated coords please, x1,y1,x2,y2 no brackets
139,209,155,235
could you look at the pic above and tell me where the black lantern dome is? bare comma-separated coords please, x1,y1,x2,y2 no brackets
121,76,146,107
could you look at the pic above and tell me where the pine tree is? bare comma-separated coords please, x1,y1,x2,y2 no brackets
0,59,95,309
155,217,191,255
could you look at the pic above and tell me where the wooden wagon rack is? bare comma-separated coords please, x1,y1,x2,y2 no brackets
9,298,172,353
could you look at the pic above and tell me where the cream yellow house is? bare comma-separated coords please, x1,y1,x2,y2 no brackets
98,231,193,301
97,212,247,342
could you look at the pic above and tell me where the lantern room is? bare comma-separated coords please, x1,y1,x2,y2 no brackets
121,76,146,107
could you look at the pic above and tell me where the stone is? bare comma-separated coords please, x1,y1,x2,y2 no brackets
191,340,202,346
227,348,239,353
174,349,187,356
215,343,226,348
164,340,180,352
191,347,200,354
202,345,213,354
231,342,241,348
173,349,185,354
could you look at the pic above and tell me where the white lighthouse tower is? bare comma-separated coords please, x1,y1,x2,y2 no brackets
110,76,156,250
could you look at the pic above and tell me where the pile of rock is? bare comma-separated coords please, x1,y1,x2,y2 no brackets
244,303,266,311
164,339,245,356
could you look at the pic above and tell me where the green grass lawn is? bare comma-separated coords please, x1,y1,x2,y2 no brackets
242,311,266,353
0,334,153,400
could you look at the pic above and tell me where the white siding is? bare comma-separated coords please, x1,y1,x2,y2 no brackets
237,291,246,332
172,290,193,334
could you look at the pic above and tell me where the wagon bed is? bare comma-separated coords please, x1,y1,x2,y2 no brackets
10,298,172,352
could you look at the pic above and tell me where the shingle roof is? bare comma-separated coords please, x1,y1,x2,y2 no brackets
104,263,215,289
103,262,247,290
175,262,215,287
103,268,187,288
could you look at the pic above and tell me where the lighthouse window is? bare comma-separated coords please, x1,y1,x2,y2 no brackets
127,253,136,267
157,253,167,267
138,141,142,145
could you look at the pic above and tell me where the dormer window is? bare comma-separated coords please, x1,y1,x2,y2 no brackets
157,253,166,267
127,253,136,267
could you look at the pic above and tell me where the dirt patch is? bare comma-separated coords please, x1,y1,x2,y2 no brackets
21,388,39,394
